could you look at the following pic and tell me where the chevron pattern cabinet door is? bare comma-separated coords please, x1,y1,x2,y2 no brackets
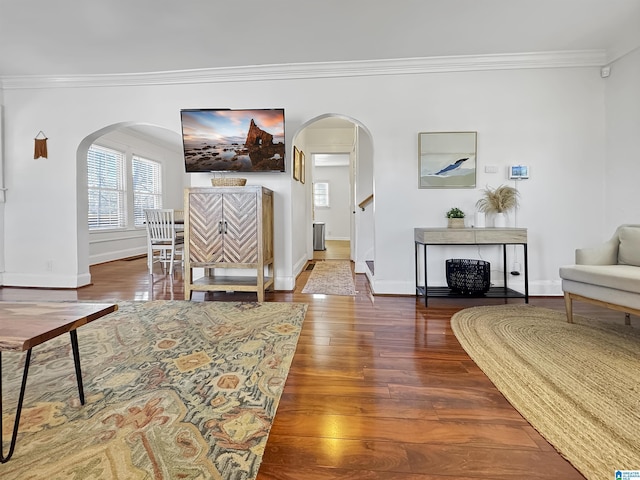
222,193,258,263
189,192,224,263
184,186,274,302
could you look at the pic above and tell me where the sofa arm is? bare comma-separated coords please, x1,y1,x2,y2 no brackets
575,237,618,265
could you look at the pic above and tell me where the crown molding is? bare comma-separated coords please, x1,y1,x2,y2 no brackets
0,50,608,90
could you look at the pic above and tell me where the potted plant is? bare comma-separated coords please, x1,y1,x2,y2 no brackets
446,207,465,228
475,185,519,227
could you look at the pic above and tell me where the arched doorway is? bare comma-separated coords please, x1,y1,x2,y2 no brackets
75,122,183,283
292,114,375,280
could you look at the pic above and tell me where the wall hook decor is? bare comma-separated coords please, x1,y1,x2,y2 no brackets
34,131,48,159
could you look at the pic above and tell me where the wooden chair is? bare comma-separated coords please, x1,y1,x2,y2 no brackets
173,209,185,240
144,209,184,275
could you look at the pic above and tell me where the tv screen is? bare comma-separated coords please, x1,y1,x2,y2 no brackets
180,108,285,173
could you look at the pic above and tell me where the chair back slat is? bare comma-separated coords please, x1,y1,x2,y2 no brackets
144,208,183,275
145,209,176,243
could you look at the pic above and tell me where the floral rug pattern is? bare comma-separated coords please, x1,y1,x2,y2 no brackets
0,300,307,480
301,260,357,296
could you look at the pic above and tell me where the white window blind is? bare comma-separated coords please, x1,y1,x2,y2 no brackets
313,182,330,208
87,145,126,230
132,155,162,226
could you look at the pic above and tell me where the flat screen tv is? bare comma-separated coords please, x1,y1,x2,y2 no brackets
180,108,285,173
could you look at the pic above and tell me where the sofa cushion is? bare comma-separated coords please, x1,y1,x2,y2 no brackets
618,226,640,266
559,264,640,294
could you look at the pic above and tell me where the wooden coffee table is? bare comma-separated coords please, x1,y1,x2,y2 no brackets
0,301,118,462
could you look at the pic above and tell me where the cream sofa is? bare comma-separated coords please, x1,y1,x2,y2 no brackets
559,224,640,323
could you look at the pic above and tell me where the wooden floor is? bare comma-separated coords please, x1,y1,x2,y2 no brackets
313,239,351,260
3,251,633,479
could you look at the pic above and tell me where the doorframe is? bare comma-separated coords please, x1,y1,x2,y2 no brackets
291,113,375,279
310,152,353,259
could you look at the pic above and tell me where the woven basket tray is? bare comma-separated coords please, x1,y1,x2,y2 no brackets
211,177,247,186
446,259,491,295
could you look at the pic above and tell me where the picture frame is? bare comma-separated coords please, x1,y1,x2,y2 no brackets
300,150,306,184
293,146,301,181
418,131,477,188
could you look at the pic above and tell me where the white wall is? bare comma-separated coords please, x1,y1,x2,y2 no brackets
0,57,625,294
0,105,5,280
364,67,607,294
604,48,640,234
290,130,309,277
355,126,375,275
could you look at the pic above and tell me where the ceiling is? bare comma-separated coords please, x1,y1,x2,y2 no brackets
3,1,638,150
1,0,639,78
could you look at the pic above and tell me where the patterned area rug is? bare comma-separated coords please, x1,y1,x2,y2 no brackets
0,300,307,480
301,260,356,296
451,305,640,480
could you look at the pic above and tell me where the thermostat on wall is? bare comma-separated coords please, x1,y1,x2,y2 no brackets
509,165,529,179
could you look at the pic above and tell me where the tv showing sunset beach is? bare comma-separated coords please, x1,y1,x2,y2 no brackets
180,108,286,173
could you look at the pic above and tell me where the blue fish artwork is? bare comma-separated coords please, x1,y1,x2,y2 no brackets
434,158,469,175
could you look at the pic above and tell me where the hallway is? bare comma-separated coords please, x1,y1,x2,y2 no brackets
313,239,350,261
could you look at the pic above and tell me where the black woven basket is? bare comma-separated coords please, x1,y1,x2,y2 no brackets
446,259,491,295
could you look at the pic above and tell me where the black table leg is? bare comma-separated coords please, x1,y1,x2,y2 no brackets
423,244,429,307
415,241,419,298
0,349,32,463
69,330,85,405
524,244,529,303
503,244,508,294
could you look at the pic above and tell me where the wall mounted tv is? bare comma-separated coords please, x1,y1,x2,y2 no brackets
180,108,285,173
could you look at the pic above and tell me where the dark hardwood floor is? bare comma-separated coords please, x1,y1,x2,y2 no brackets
3,252,632,479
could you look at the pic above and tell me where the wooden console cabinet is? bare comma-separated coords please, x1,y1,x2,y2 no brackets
184,186,274,301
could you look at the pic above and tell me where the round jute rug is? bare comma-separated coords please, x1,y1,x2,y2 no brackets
451,305,640,480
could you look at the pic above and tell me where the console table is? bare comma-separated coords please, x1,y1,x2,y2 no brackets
414,227,528,306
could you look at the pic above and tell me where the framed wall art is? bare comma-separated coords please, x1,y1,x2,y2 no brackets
300,150,306,184
293,146,301,181
418,131,477,188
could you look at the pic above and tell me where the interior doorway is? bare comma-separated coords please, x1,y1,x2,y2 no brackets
312,153,351,261
292,113,374,284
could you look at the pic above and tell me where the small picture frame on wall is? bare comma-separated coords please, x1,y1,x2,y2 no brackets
293,146,301,181
300,151,306,184
418,131,477,188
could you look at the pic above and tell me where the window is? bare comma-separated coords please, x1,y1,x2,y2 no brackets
132,156,162,227
87,146,163,230
313,182,330,208
87,145,126,230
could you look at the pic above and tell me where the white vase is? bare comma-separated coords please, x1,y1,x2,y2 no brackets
494,212,507,228
474,212,486,228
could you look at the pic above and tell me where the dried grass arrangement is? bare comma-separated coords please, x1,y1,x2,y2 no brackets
475,185,519,213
